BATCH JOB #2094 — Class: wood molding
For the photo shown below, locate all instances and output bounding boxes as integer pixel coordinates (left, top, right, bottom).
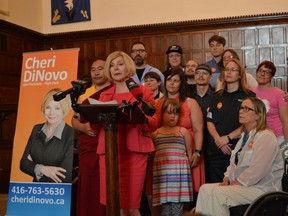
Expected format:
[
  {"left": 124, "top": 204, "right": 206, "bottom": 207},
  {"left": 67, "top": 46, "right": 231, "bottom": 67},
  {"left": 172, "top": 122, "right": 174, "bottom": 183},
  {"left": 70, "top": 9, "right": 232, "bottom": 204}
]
[
  {"left": 0, "top": 20, "right": 43, "bottom": 41},
  {"left": 44, "top": 12, "right": 288, "bottom": 42},
  {"left": 2, "top": 12, "right": 287, "bottom": 41}
]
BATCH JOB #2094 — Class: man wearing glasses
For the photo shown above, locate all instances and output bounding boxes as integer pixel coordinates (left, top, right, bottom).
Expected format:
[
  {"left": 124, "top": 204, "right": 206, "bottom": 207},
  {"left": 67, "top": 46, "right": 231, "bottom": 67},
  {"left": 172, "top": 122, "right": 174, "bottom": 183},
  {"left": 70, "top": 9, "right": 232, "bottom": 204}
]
[
  {"left": 185, "top": 59, "right": 199, "bottom": 96},
  {"left": 192, "top": 64, "right": 214, "bottom": 124},
  {"left": 130, "top": 41, "right": 164, "bottom": 85},
  {"left": 188, "top": 64, "right": 214, "bottom": 208}
]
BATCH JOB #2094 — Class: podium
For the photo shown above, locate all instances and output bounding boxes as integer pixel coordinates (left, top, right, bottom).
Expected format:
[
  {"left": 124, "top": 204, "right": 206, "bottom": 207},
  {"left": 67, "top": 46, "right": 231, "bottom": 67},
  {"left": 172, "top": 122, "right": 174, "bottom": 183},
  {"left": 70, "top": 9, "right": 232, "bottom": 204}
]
[{"left": 77, "top": 102, "right": 147, "bottom": 216}]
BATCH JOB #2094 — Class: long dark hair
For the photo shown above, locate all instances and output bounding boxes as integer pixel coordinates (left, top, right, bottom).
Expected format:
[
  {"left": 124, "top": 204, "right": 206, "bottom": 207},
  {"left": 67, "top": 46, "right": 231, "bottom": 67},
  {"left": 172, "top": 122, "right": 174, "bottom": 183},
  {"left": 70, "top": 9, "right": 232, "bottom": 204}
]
[{"left": 164, "top": 68, "right": 187, "bottom": 103}]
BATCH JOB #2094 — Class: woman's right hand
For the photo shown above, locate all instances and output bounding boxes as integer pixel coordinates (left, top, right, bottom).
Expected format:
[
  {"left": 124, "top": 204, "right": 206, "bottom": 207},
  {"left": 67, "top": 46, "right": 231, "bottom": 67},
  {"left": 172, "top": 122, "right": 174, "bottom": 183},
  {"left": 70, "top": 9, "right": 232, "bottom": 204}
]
[
  {"left": 220, "top": 144, "right": 232, "bottom": 155},
  {"left": 219, "top": 177, "right": 230, "bottom": 186},
  {"left": 214, "top": 135, "right": 229, "bottom": 148},
  {"left": 40, "top": 166, "right": 66, "bottom": 183}
]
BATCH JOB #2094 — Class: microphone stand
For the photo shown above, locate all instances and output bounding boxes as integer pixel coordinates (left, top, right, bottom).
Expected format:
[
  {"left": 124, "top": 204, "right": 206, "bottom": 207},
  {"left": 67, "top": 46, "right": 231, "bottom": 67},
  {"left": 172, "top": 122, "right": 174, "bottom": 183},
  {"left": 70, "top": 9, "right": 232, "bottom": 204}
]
[{"left": 70, "top": 91, "right": 80, "bottom": 114}]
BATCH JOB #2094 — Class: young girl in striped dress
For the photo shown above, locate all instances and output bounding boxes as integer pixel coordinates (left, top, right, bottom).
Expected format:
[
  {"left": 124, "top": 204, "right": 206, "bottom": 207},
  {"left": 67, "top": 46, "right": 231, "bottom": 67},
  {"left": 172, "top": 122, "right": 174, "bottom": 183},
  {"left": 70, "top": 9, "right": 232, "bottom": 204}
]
[{"left": 152, "top": 98, "right": 193, "bottom": 216}]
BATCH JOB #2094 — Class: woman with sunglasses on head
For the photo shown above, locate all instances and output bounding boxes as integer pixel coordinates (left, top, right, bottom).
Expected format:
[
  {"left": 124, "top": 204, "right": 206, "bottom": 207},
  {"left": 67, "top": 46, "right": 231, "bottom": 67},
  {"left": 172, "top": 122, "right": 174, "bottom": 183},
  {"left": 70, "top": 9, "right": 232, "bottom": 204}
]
[
  {"left": 250, "top": 61, "right": 288, "bottom": 156},
  {"left": 195, "top": 97, "right": 283, "bottom": 216},
  {"left": 215, "top": 49, "right": 258, "bottom": 91},
  {"left": 206, "top": 59, "right": 255, "bottom": 183}
]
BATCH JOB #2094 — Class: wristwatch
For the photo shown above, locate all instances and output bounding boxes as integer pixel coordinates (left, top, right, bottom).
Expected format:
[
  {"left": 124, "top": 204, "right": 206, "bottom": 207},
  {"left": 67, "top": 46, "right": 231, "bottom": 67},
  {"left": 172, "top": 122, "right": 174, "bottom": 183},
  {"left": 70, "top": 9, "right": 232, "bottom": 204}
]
[{"left": 194, "top": 149, "right": 202, "bottom": 156}]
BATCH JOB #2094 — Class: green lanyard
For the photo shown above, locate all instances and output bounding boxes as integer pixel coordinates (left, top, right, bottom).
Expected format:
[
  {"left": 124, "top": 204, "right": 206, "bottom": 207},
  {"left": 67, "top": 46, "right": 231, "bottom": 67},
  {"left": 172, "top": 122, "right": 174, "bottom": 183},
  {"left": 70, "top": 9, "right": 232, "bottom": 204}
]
[{"left": 242, "top": 132, "right": 249, "bottom": 147}]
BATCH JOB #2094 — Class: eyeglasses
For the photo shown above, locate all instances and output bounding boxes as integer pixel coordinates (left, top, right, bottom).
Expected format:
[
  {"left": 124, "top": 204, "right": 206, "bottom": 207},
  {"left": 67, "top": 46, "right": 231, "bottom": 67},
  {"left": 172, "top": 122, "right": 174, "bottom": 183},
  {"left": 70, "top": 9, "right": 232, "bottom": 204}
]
[
  {"left": 224, "top": 67, "right": 239, "bottom": 73},
  {"left": 131, "top": 49, "right": 145, "bottom": 54},
  {"left": 195, "top": 71, "right": 210, "bottom": 76},
  {"left": 257, "top": 69, "right": 272, "bottom": 76},
  {"left": 223, "top": 55, "right": 234, "bottom": 61},
  {"left": 168, "top": 53, "right": 181, "bottom": 58},
  {"left": 239, "top": 105, "right": 255, "bottom": 113}
]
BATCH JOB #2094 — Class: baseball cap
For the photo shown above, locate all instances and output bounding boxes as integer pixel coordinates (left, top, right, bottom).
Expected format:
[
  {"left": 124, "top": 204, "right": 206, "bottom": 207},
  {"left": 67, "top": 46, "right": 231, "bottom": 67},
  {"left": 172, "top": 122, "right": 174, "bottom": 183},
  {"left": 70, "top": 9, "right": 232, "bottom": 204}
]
[
  {"left": 196, "top": 64, "right": 212, "bottom": 74},
  {"left": 166, "top": 45, "right": 183, "bottom": 54}
]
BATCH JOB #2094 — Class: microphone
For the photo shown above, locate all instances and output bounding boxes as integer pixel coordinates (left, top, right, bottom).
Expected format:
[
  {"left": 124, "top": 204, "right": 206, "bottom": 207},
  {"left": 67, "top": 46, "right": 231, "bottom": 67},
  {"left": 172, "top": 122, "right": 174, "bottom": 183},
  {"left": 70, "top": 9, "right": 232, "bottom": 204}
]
[
  {"left": 53, "top": 77, "right": 92, "bottom": 101},
  {"left": 125, "top": 79, "right": 156, "bottom": 116}
]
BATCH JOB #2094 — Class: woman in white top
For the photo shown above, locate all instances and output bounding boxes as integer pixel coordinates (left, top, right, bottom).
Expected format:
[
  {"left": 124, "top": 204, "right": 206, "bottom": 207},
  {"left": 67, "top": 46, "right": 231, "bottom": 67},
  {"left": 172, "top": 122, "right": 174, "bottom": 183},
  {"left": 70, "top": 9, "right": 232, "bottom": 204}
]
[{"left": 195, "top": 97, "right": 283, "bottom": 216}]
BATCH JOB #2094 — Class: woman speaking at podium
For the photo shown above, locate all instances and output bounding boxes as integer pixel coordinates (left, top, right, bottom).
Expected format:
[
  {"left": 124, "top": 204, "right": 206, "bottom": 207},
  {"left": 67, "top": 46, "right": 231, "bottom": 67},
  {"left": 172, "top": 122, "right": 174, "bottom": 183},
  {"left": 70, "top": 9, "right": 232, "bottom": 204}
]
[{"left": 96, "top": 51, "right": 156, "bottom": 216}]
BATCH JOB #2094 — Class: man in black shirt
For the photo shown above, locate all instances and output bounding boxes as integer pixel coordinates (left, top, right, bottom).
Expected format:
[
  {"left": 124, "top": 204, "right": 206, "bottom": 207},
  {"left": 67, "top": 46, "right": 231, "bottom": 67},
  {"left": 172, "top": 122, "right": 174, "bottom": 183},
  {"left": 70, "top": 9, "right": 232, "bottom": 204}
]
[
  {"left": 191, "top": 64, "right": 214, "bottom": 184},
  {"left": 130, "top": 41, "right": 164, "bottom": 85},
  {"left": 185, "top": 59, "right": 199, "bottom": 97}
]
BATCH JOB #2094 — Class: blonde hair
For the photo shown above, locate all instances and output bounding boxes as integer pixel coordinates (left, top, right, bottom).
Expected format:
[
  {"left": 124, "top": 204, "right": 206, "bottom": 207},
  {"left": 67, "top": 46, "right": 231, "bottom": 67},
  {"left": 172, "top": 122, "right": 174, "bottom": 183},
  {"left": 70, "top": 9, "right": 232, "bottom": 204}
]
[
  {"left": 41, "top": 88, "right": 71, "bottom": 117},
  {"left": 247, "top": 97, "right": 267, "bottom": 133},
  {"left": 104, "top": 51, "right": 136, "bottom": 80},
  {"left": 219, "top": 58, "right": 250, "bottom": 95}
]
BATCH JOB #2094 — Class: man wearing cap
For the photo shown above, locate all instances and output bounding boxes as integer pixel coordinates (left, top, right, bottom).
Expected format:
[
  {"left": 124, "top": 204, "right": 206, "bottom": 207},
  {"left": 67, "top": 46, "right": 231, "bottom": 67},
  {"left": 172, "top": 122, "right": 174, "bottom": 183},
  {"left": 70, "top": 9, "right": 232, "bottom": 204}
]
[
  {"left": 187, "top": 64, "right": 214, "bottom": 209},
  {"left": 193, "top": 64, "right": 214, "bottom": 186},
  {"left": 192, "top": 64, "right": 214, "bottom": 123},
  {"left": 191, "top": 64, "right": 214, "bottom": 186},
  {"left": 205, "top": 35, "right": 226, "bottom": 89},
  {"left": 163, "top": 45, "right": 184, "bottom": 77},
  {"left": 130, "top": 41, "right": 164, "bottom": 85}
]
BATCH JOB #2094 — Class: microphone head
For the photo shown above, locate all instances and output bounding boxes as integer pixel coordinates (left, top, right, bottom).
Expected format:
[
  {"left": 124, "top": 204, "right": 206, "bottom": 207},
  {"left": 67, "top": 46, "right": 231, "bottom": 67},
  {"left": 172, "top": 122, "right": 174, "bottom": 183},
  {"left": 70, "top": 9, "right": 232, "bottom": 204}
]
[
  {"left": 53, "top": 91, "right": 65, "bottom": 101},
  {"left": 71, "top": 77, "right": 92, "bottom": 89},
  {"left": 82, "top": 77, "right": 92, "bottom": 89},
  {"left": 72, "top": 77, "right": 92, "bottom": 89},
  {"left": 71, "top": 78, "right": 93, "bottom": 96},
  {"left": 125, "top": 79, "right": 143, "bottom": 99}
]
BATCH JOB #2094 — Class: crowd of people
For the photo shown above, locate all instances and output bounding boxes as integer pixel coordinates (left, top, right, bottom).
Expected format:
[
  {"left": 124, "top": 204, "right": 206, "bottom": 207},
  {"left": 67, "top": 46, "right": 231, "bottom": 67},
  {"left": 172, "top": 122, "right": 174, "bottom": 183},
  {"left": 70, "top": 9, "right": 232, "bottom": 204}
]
[{"left": 22, "top": 36, "right": 287, "bottom": 216}]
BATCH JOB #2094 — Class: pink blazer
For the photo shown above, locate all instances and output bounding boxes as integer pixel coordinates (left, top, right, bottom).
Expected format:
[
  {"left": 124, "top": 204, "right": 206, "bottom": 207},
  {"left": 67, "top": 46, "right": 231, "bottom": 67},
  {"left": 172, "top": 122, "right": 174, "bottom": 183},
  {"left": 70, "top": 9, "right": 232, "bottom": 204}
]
[{"left": 96, "top": 83, "right": 156, "bottom": 154}]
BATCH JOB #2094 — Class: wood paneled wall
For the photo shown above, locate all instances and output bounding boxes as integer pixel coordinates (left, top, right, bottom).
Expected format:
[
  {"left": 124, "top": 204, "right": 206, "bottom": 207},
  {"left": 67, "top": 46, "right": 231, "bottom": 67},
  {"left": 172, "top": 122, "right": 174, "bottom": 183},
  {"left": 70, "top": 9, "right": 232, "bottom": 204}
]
[
  {"left": 0, "top": 21, "right": 44, "bottom": 90},
  {"left": 43, "top": 15, "right": 288, "bottom": 90},
  {"left": 2, "top": 14, "right": 288, "bottom": 88},
  {"left": 0, "top": 12, "right": 287, "bottom": 193},
  {"left": 0, "top": 14, "right": 288, "bottom": 144}
]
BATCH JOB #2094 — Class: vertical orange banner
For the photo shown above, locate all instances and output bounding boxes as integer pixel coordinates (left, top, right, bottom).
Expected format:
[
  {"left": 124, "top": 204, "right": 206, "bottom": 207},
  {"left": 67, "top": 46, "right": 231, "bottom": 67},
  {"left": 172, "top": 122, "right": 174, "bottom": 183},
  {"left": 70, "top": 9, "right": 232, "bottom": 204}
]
[
  {"left": 11, "top": 48, "right": 79, "bottom": 181},
  {"left": 7, "top": 48, "right": 79, "bottom": 216}
]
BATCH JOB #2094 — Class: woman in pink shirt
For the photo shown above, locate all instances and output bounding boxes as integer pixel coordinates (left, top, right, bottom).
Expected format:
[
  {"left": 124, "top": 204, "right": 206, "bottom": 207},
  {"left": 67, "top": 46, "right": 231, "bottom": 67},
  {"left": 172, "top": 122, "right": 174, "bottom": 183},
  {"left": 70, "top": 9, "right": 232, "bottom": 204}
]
[{"left": 250, "top": 61, "right": 288, "bottom": 153}]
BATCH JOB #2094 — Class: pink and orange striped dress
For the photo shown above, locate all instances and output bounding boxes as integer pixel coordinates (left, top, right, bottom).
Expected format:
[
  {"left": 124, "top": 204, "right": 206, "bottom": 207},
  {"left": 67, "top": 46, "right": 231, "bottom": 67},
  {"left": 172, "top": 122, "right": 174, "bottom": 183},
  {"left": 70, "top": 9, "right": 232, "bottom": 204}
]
[{"left": 152, "top": 128, "right": 193, "bottom": 206}]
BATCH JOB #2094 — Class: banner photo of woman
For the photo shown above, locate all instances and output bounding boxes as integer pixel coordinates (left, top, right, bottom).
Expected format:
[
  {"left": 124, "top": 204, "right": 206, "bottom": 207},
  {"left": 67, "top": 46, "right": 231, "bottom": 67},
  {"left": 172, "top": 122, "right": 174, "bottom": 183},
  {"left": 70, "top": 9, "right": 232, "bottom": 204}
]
[{"left": 6, "top": 48, "right": 79, "bottom": 216}]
